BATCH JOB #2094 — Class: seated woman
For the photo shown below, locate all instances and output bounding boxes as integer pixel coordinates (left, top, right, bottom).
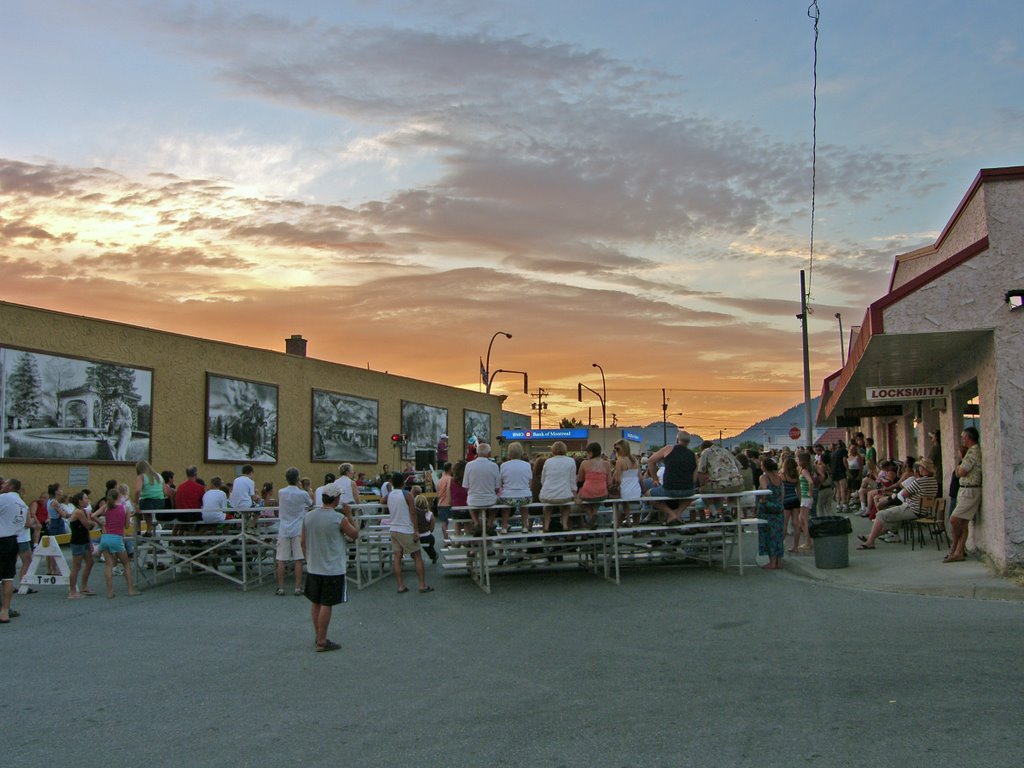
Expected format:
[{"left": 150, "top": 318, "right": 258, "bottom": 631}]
[
  {"left": 576, "top": 442, "right": 611, "bottom": 529},
  {"left": 611, "top": 439, "right": 643, "bottom": 527},
  {"left": 539, "top": 442, "right": 577, "bottom": 532},
  {"left": 856, "top": 460, "right": 879, "bottom": 511},
  {"left": 857, "top": 459, "right": 938, "bottom": 549},
  {"left": 863, "top": 461, "right": 901, "bottom": 519},
  {"left": 498, "top": 442, "right": 533, "bottom": 533}
]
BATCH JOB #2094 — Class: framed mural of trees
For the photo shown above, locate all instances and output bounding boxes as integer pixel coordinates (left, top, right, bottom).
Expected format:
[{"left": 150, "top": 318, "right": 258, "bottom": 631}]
[{"left": 0, "top": 345, "right": 153, "bottom": 463}]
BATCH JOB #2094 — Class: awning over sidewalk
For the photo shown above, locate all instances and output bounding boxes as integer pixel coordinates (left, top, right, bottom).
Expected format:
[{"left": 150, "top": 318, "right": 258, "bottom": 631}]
[
  {"left": 819, "top": 328, "right": 990, "bottom": 425},
  {"left": 818, "top": 232, "right": 994, "bottom": 425}
]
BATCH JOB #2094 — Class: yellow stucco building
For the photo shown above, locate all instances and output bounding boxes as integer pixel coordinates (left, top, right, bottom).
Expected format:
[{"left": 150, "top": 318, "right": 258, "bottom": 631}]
[{"left": 0, "top": 301, "right": 502, "bottom": 496}]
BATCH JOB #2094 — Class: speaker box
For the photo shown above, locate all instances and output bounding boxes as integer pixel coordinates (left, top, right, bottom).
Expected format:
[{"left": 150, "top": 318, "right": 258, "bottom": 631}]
[{"left": 415, "top": 448, "right": 436, "bottom": 471}]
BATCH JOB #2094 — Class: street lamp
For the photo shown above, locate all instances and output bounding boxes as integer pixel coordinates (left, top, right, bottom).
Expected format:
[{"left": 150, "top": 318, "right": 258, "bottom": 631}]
[
  {"left": 591, "top": 362, "right": 607, "bottom": 440},
  {"left": 577, "top": 382, "right": 605, "bottom": 445},
  {"left": 834, "top": 312, "right": 846, "bottom": 366},
  {"left": 484, "top": 331, "right": 512, "bottom": 394}
]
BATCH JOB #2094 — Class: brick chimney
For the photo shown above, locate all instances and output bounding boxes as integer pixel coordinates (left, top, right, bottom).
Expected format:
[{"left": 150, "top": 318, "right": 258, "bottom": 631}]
[{"left": 285, "top": 334, "right": 307, "bottom": 357}]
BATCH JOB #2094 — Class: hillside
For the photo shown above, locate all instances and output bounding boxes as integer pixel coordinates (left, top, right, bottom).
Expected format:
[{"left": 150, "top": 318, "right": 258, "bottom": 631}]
[{"left": 725, "top": 397, "right": 821, "bottom": 448}]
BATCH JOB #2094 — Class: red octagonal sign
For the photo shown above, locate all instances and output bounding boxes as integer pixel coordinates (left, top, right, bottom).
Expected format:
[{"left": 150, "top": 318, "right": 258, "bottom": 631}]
[{"left": 788, "top": 426, "right": 802, "bottom": 440}]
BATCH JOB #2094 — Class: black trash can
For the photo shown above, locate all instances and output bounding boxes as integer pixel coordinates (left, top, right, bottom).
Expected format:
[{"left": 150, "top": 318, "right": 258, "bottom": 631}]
[{"left": 809, "top": 515, "right": 852, "bottom": 569}]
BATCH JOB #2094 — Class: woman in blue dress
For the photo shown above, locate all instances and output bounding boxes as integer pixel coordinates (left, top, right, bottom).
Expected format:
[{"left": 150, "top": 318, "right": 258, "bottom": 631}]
[{"left": 757, "top": 458, "right": 785, "bottom": 570}]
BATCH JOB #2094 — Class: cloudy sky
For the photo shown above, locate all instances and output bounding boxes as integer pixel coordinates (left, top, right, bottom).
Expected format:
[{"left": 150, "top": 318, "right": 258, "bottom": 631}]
[{"left": 2, "top": 1, "right": 1022, "bottom": 435}]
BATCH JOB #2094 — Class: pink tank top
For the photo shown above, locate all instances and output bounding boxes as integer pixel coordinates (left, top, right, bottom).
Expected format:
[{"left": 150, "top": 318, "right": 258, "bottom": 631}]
[
  {"left": 104, "top": 504, "right": 128, "bottom": 536},
  {"left": 579, "top": 469, "right": 609, "bottom": 499}
]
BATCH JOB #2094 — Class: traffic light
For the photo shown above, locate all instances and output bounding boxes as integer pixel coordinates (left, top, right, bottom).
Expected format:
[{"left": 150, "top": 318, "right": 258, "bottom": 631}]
[{"left": 391, "top": 433, "right": 402, "bottom": 444}]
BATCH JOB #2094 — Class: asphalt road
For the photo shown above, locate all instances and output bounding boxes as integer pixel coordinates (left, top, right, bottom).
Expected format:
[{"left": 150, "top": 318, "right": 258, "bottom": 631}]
[{"left": 5, "top": 565, "right": 1023, "bottom": 767}]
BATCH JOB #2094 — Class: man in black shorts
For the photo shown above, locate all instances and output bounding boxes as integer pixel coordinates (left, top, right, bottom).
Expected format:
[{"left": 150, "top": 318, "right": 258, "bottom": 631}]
[
  {"left": 301, "top": 485, "right": 359, "bottom": 652},
  {"left": 1, "top": 478, "right": 29, "bottom": 624}
]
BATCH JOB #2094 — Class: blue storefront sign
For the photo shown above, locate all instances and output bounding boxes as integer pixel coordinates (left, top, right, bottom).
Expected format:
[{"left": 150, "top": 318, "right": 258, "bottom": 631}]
[
  {"left": 501, "top": 428, "right": 589, "bottom": 441},
  {"left": 622, "top": 430, "right": 642, "bottom": 443}
]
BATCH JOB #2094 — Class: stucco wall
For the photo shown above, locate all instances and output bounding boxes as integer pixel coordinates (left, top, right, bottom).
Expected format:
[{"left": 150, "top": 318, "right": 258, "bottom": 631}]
[
  {"left": 878, "top": 178, "right": 1024, "bottom": 567},
  {"left": 986, "top": 181, "right": 1024, "bottom": 565},
  {"left": 891, "top": 185, "right": 989, "bottom": 289},
  {"left": 0, "top": 302, "right": 503, "bottom": 499}
]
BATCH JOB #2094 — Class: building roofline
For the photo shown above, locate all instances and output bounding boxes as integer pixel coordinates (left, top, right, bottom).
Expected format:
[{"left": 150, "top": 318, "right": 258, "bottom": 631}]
[
  {"left": 887, "top": 165, "right": 1024, "bottom": 293},
  {"left": 0, "top": 299, "right": 499, "bottom": 399},
  {"left": 824, "top": 235, "right": 989, "bottom": 419}
]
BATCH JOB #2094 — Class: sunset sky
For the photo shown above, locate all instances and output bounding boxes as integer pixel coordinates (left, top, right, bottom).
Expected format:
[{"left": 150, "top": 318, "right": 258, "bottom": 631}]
[{"left": 2, "top": 1, "right": 1022, "bottom": 435}]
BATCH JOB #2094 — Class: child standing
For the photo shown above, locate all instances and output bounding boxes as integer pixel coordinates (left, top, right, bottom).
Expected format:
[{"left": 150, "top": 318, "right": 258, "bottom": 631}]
[
  {"left": 94, "top": 489, "right": 140, "bottom": 598},
  {"left": 415, "top": 494, "right": 438, "bottom": 564},
  {"left": 67, "top": 492, "right": 96, "bottom": 599}
]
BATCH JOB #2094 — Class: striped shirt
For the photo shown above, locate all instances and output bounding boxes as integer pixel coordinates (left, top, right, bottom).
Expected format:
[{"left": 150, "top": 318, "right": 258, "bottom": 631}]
[{"left": 901, "top": 475, "right": 938, "bottom": 515}]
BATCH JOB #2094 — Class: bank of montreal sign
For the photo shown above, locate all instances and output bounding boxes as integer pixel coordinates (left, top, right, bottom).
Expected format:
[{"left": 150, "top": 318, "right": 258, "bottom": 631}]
[
  {"left": 502, "top": 428, "right": 589, "bottom": 440},
  {"left": 866, "top": 385, "right": 946, "bottom": 402}
]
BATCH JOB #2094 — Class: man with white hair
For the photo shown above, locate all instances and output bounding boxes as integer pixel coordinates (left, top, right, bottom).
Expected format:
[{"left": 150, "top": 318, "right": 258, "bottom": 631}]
[
  {"left": 645, "top": 431, "right": 698, "bottom": 524},
  {"left": 462, "top": 442, "right": 501, "bottom": 533}
]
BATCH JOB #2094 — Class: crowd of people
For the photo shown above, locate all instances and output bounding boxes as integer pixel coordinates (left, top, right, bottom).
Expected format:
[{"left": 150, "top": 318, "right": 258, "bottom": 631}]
[{"left": 0, "top": 425, "right": 983, "bottom": 639}]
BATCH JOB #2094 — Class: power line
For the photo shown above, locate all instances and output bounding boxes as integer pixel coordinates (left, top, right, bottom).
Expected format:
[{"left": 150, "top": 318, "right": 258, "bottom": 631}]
[{"left": 806, "top": 0, "right": 820, "bottom": 302}]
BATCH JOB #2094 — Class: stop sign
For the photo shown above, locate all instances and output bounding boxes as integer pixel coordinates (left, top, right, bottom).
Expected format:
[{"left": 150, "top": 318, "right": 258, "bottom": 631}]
[{"left": 789, "top": 426, "right": 802, "bottom": 440}]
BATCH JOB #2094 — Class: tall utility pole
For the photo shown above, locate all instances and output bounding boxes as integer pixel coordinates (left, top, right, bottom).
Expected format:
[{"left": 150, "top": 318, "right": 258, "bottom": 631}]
[
  {"left": 661, "top": 388, "right": 668, "bottom": 446},
  {"left": 799, "top": 270, "right": 814, "bottom": 449},
  {"left": 531, "top": 388, "right": 549, "bottom": 429}
]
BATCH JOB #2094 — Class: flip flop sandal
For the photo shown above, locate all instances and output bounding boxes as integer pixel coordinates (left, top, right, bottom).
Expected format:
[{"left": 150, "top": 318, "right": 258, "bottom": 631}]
[
  {"left": 419, "top": 586, "right": 434, "bottom": 593},
  {"left": 857, "top": 544, "right": 875, "bottom": 550},
  {"left": 397, "top": 586, "right": 409, "bottom": 593}
]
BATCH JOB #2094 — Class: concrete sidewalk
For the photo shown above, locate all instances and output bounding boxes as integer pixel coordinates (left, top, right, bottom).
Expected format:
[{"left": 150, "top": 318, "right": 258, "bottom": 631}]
[{"left": 780, "top": 510, "right": 1024, "bottom": 601}]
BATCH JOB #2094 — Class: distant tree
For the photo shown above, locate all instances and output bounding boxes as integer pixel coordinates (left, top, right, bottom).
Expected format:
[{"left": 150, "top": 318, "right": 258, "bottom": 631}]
[
  {"left": 41, "top": 358, "right": 76, "bottom": 420},
  {"left": 737, "top": 440, "right": 762, "bottom": 452},
  {"left": 7, "top": 352, "right": 43, "bottom": 425},
  {"left": 135, "top": 404, "right": 152, "bottom": 432},
  {"left": 559, "top": 417, "right": 585, "bottom": 429}
]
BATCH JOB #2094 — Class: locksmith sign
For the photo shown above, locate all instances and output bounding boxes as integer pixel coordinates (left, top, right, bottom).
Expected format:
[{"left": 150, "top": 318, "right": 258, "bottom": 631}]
[{"left": 866, "top": 385, "right": 946, "bottom": 402}]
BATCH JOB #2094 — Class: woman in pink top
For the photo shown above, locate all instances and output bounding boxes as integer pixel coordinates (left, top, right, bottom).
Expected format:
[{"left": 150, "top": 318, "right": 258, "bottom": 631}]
[
  {"left": 576, "top": 442, "right": 611, "bottom": 529},
  {"left": 93, "top": 489, "right": 140, "bottom": 599}
]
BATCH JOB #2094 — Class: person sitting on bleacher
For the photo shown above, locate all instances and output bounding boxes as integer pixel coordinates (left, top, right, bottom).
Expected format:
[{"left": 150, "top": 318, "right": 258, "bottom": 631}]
[
  {"left": 576, "top": 442, "right": 611, "bottom": 529},
  {"left": 539, "top": 441, "right": 577, "bottom": 532},
  {"left": 646, "top": 431, "right": 697, "bottom": 525},
  {"left": 201, "top": 477, "right": 229, "bottom": 524},
  {"left": 498, "top": 442, "right": 533, "bottom": 534},
  {"left": 695, "top": 440, "right": 745, "bottom": 518},
  {"left": 463, "top": 443, "right": 501, "bottom": 535}
]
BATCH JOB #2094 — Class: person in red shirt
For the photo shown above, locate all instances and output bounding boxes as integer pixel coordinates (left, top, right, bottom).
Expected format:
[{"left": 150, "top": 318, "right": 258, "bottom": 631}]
[{"left": 174, "top": 466, "right": 205, "bottom": 523}]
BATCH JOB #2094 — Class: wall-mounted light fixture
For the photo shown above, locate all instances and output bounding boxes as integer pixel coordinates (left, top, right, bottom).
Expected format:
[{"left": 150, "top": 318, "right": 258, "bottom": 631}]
[{"left": 1006, "top": 290, "right": 1024, "bottom": 310}]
